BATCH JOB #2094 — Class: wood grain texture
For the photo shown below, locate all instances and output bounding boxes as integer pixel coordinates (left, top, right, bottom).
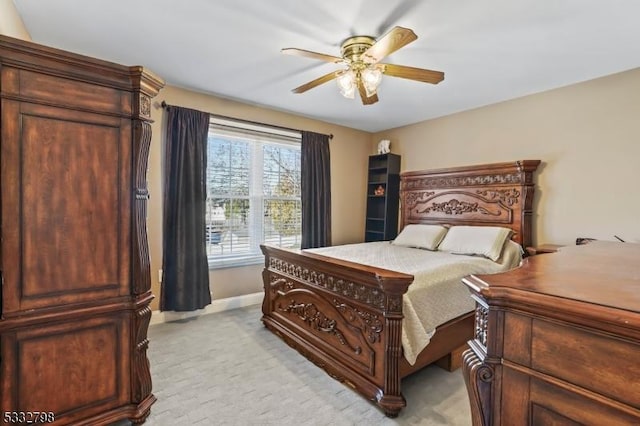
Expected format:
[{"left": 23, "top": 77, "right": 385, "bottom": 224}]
[
  {"left": 261, "top": 160, "right": 540, "bottom": 417},
  {"left": 21, "top": 115, "right": 120, "bottom": 295},
  {"left": 363, "top": 26, "right": 417, "bottom": 64},
  {"left": 292, "top": 70, "right": 340, "bottom": 93},
  {"left": 531, "top": 318, "right": 640, "bottom": 408},
  {"left": 463, "top": 242, "right": 640, "bottom": 425},
  {"left": 0, "top": 34, "right": 164, "bottom": 425},
  {"left": 382, "top": 63, "right": 444, "bottom": 84},
  {"left": 357, "top": 78, "right": 379, "bottom": 105},
  {"left": 16, "top": 317, "right": 126, "bottom": 414},
  {"left": 281, "top": 47, "right": 343, "bottom": 63}
]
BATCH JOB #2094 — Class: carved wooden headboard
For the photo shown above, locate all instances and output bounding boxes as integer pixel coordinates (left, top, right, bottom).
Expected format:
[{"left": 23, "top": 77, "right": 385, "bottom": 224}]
[{"left": 400, "top": 160, "right": 540, "bottom": 248}]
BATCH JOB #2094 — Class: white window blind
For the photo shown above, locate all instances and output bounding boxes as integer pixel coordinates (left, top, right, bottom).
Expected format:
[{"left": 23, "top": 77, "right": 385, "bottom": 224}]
[{"left": 206, "top": 116, "right": 301, "bottom": 268}]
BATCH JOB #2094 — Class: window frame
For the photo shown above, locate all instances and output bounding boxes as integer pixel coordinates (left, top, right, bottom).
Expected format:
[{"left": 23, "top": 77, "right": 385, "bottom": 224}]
[{"left": 205, "top": 116, "right": 302, "bottom": 269}]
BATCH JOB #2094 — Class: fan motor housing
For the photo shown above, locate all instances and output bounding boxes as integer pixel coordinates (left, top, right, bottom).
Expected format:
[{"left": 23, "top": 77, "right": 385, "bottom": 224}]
[{"left": 340, "top": 36, "right": 375, "bottom": 63}]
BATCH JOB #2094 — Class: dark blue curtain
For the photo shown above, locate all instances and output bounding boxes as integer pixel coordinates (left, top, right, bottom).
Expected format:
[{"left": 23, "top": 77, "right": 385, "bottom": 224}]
[
  {"left": 301, "top": 131, "right": 331, "bottom": 249},
  {"left": 161, "top": 105, "right": 211, "bottom": 311}
]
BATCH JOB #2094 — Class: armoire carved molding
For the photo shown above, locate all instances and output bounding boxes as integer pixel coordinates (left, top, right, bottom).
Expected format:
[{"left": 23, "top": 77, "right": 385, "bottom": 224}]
[{"left": 0, "top": 35, "right": 164, "bottom": 424}]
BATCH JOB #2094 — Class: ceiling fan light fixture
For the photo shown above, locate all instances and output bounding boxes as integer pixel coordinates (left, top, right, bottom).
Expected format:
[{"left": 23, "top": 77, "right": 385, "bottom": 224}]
[
  {"left": 361, "top": 66, "right": 383, "bottom": 97},
  {"left": 284, "top": 26, "right": 443, "bottom": 105},
  {"left": 336, "top": 69, "right": 356, "bottom": 99}
]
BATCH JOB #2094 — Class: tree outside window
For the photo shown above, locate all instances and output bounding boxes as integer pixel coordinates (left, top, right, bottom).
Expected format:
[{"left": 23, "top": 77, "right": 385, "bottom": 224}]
[{"left": 206, "top": 126, "right": 301, "bottom": 267}]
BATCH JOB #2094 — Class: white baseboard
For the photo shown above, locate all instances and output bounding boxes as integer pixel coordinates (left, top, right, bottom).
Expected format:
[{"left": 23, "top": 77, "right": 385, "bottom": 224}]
[{"left": 150, "top": 292, "right": 263, "bottom": 325}]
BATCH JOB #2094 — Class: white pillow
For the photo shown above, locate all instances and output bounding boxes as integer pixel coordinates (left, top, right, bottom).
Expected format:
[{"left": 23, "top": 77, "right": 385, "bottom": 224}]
[
  {"left": 438, "top": 226, "right": 512, "bottom": 261},
  {"left": 392, "top": 224, "right": 448, "bottom": 251}
]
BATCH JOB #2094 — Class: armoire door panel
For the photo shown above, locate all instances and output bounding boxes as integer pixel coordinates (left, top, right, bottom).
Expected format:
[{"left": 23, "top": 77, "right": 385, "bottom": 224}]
[
  {"left": 22, "top": 114, "right": 120, "bottom": 294},
  {"left": 1, "top": 103, "right": 131, "bottom": 312},
  {"left": 1, "top": 315, "right": 130, "bottom": 421}
]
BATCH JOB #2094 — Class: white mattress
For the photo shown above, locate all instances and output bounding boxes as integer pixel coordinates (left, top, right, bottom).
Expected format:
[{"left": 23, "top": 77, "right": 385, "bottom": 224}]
[{"left": 306, "top": 241, "right": 522, "bottom": 365}]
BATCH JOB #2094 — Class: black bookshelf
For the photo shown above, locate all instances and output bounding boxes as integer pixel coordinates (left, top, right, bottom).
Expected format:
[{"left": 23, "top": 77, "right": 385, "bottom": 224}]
[{"left": 365, "top": 153, "right": 401, "bottom": 242}]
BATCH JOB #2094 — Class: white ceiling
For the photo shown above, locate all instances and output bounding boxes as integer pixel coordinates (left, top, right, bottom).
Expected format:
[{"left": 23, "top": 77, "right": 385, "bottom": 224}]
[{"left": 14, "top": 0, "right": 640, "bottom": 132}]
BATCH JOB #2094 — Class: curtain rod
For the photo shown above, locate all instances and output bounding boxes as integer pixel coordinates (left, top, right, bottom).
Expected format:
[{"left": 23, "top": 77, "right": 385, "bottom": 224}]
[{"left": 160, "top": 101, "right": 333, "bottom": 140}]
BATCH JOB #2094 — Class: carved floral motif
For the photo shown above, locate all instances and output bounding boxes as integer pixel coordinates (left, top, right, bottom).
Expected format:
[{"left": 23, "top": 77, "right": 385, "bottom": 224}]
[
  {"left": 280, "top": 300, "right": 361, "bottom": 354},
  {"left": 418, "top": 199, "right": 500, "bottom": 216},
  {"left": 270, "top": 276, "right": 382, "bottom": 347},
  {"left": 334, "top": 301, "right": 383, "bottom": 343},
  {"left": 404, "top": 191, "right": 435, "bottom": 208},
  {"left": 474, "top": 304, "right": 489, "bottom": 348},
  {"left": 476, "top": 189, "right": 520, "bottom": 206},
  {"left": 140, "top": 94, "right": 151, "bottom": 117},
  {"left": 269, "top": 275, "right": 295, "bottom": 293},
  {"left": 387, "top": 296, "right": 403, "bottom": 313}
]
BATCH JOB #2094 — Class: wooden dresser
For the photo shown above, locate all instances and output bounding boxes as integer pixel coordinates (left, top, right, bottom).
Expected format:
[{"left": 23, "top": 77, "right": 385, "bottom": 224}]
[
  {"left": 462, "top": 241, "right": 640, "bottom": 425},
  {"left": 0, "top": 36, "right": 163, "bottom": 424}
]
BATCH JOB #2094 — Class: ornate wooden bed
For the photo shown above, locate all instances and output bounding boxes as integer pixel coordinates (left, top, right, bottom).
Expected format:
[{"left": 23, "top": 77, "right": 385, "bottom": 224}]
[{"left": 260, "top": 160, "right": 540, "bottom": 417}]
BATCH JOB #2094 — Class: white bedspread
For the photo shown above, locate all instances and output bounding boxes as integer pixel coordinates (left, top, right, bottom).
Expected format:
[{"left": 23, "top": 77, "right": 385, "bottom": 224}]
[{"left": 306, "top": 241, "right": 521, "bottom": 365}]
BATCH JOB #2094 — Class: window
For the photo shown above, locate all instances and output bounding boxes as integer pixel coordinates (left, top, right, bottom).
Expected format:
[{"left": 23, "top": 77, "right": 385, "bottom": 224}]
[{"left": 206, "top": 116, "right": 301, "bottom": 268}]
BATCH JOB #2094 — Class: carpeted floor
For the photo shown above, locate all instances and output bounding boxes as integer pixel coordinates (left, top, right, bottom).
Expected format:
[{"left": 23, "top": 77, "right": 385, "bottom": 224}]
[{"left": 141, "top": 305, "right": 471, "bottom": 425}]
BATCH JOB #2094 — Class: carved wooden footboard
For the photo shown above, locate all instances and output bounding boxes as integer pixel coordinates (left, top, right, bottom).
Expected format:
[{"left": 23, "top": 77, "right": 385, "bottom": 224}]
[{"left": 261, "top": 245, "right": 414, "bottom": 416}]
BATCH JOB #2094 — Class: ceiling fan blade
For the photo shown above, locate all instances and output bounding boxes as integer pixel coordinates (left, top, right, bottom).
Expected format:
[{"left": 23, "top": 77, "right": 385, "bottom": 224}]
[
  {"left": 382, "top": 63, "right": 444, "bottom": 84},
  {"left": 282, "top": 48, "right": 343, "bottom": 64},
  {"left": 357, "top": 79, "right": 379, "bottom": 105},
  {"left": 363, "top": 26, "right": 417, "bottom": 64},
  {"left": 292, "top": 70, "right": 340, "bottom": 94}
]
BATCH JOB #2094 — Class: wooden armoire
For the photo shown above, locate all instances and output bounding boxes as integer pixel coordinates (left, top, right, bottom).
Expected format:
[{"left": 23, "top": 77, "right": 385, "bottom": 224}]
[{"left": 0, "top": 35, "right": 163, "bottom": 424}]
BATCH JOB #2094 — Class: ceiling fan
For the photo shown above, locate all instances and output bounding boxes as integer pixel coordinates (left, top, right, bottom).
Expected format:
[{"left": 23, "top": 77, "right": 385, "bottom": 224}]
[{"left": 282, "top": 26, "right": 444, "bottom": 105}]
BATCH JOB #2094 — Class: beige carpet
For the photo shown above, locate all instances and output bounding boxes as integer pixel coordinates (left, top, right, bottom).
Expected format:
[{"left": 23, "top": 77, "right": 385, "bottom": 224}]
[{"left": 141, "top": 305, "right": 471, "bottom": 426}]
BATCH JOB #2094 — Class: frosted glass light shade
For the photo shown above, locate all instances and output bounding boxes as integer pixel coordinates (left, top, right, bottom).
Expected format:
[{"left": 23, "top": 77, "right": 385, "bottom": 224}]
[
  {"left": 361, "top": 66, "right": 382, "bottom": 97},
  {"left": 336, "top": 69, "right": 356, "bottom": 99}
]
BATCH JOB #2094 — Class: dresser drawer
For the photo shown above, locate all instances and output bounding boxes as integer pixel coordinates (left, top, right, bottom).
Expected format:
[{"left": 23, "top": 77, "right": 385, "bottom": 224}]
[
  {"left": 530, "top": 318, "right": 640, "bottom": 408},
  {"left": 530, "top": 375, "right": 640, "bottom": 426}
]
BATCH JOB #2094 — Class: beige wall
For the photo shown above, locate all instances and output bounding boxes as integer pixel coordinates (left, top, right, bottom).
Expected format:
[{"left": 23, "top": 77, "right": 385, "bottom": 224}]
[
  {"left": 373, "top": 68, "right": 640, "bottom": 246},
  {"left": 148, "top": 85, "right": 372, "bottom": 308},
  {"left": 0, "top": 0, "right": 31, "bottom": 40}
]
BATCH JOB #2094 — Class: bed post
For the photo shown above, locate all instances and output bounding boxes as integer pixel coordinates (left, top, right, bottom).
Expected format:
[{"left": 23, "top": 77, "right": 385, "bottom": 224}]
[{"left": 379, "top": 291, "right": 406, "bottom": 417}]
